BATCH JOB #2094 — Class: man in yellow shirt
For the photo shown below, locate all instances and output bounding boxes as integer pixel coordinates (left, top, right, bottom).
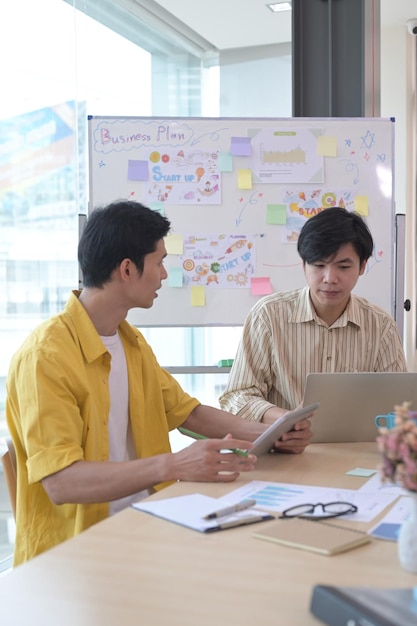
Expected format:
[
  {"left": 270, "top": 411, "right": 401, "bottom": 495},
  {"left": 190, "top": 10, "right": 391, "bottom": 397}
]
[
  {"left": 6, "top": 200, "right": 314, "bottom": 566},
  {"left": 220, "top": 207, "right": 407, "bottom": 425}
]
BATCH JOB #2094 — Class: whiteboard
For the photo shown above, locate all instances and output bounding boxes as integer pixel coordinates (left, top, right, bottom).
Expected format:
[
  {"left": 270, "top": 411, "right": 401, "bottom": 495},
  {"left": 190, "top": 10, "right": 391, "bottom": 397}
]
[{"left": 88, "top": 116, "right": 397, "bottom": 327}]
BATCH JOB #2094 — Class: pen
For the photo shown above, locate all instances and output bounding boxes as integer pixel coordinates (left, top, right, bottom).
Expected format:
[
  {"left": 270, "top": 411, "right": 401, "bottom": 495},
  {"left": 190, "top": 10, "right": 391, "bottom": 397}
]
[
  {"left": 217, "top": 515, "right": 267, "bottom": 530},
  {"left": 203, "top": 498, "right": 257, "bottom": 520},
  {"left": 178, "top": 426, "right": 250, "bottom": 457}
]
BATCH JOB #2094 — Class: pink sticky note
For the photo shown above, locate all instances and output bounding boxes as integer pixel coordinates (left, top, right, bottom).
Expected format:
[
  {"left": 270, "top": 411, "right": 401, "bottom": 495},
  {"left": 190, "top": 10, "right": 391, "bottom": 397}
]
[{"left": 250, "top": 277, "right": 272, "bottom": 296}]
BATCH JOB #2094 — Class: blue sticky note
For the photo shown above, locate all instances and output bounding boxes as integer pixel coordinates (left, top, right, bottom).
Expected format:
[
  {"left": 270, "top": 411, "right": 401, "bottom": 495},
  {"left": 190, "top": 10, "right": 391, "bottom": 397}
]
[
  {"left": 230, "top": 137, "right": 251, "bottom": 156},
  {"left": 369, "top": 522, "right": 401, "bottom": 541},
  {"left": 128, "top": 159, "right": 149, "bottom": 181},
  {"left": 218, "top": 151, "right": 233, "bottom": 172},
  {"left": 168, "top": 267, "right": 183, "bottom": 287},
  {"left": 149, "top": 201, "right": 165, "bottom": 215},
  {"left": 346, "top": 467, "right": 377, "bottom": 477}
]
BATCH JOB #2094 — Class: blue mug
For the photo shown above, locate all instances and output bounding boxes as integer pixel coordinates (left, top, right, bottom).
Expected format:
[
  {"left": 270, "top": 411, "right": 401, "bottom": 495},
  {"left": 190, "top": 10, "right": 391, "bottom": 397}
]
[{"left": 375, "top": 412, "right": 397, "bottom": 429}]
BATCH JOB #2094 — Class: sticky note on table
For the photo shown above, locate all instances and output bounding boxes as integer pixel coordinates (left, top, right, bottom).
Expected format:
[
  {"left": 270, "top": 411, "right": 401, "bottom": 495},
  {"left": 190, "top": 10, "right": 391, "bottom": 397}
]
[
  {"left": 317, "top": 136, "right": 338, "bottom": 157},
  {"left": 267, "top": 204, "right": 287, "bottom": 225},
  {"left": 238, "top": 169, "right": 252, "bottom": 189},
  {"left": 251, "top": 277, "right": 272, "bottom": 296},
  {"left": 191, "top": 286, "right": 206, "bottom": 307},
  {"left": 164, "top": 233, "right": 184, "bottom": 255},
  {"left": 346, "top": 467, "right": 377, "bottom": 477},
  {"left": 128, "top": 159, "right": 149, "bottom": 181}
]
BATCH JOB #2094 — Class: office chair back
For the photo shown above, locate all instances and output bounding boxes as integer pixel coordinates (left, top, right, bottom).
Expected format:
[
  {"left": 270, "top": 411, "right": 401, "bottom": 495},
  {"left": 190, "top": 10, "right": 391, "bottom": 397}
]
[{"left": 1, "top": 438, "right": 17, "bottom": 519}]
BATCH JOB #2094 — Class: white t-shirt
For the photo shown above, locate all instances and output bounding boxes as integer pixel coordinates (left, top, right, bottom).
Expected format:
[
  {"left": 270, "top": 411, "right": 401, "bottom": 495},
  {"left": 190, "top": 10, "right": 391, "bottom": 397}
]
[{"left": 101, "top": 332, "right": 149, "bottom": 515}]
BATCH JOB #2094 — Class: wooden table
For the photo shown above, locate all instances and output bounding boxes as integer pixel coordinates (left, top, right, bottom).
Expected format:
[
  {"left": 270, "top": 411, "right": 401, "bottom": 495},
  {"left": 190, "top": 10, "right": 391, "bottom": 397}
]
[{"left": 0, "top": 443, "right": 415, "bottom": 625}]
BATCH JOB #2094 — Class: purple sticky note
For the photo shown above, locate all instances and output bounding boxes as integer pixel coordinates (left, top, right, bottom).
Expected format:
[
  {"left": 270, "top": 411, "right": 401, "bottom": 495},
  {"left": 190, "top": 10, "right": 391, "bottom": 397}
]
[
  {"left": 128, "top": 160, "right": 149, "bottom": 181},
  {"left": 230, "top": 137, "right": 251, "bottom": 157}
]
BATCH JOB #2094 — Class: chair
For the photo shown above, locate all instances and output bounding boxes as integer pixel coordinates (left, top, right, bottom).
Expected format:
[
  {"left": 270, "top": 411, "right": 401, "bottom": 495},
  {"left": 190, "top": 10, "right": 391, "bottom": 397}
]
[{"left": 1, "top": 437, "right": 17, "bottom": 519}]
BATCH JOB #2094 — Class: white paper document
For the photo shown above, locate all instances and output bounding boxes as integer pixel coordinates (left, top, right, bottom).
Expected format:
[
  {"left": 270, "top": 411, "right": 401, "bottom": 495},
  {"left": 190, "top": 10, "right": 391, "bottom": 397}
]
[
  {"left": 132, "top": 493, "right": 273, "bottom": 533},
  {"left": 222, "top": 480, "right": 398, "bottom": 523},
  {"left": 357, "top": 472, "right": 410, "bottom": 496}
]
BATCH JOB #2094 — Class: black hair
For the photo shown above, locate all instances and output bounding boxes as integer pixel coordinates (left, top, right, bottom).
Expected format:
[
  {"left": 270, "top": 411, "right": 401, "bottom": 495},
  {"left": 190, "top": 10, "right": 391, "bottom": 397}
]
[
  {"left": 297, "top": 207, "right": 373, "bottom": 265},
  {"left": 78, "top": 200, "right": 171, "bottom": 288}
]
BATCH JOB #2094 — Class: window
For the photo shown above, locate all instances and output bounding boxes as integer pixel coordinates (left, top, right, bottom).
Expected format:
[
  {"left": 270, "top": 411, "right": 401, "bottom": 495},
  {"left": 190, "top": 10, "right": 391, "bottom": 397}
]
[
  {"left": 0, "top": 0, "right": 294, "bottom": 564},
  {"left": 0, "top": 0, "right": 220, "bottom": 441},
  {"left": 0, "top": 1, "right": 294, "bottom": 444}
]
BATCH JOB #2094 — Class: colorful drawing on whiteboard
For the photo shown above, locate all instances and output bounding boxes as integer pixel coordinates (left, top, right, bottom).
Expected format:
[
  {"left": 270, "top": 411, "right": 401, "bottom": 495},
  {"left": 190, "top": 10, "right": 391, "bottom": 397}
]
[
  {"left": 144, "top": 149, "right": 220, "bottom": 205},
  {"left": 280, "top": 188, "right": 355, "bottom": 243},
  {"left": 248, "top": 127, "right": 324, "bottom": 184},
  {"left": 179, "top": 234, "right": 256, "bottom": 288}
]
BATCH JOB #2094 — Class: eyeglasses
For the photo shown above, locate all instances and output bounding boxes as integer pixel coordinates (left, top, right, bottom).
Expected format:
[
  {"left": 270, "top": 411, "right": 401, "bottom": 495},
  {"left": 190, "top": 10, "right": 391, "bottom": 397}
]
[{"left": 279, "top": 501, "right": 358, "bottom": 520}]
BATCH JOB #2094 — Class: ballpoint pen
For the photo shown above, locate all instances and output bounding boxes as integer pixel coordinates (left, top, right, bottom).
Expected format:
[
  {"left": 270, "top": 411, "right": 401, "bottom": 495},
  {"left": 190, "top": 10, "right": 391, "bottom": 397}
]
[
  {"left": 203, "top": 498, "right": 257, "bottom": 520},
  {"left": 178, "top": 426, "right": 249, "bottom": 457}
]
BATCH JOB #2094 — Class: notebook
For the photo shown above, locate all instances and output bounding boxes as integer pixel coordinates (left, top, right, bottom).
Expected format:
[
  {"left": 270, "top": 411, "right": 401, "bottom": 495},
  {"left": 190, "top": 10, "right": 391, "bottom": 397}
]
[
  {"left": 253, "top": 517, "right": 371, "bottom": 556},
  {"left": 302, "top": 372, "right": 417, "bottom": 443}
]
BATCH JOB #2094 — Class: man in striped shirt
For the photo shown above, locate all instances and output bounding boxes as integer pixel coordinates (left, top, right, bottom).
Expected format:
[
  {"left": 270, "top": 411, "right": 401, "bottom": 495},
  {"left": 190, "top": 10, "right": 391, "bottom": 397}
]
[{"left": 219, "top": 208, "right": 407, "bottom": 452}]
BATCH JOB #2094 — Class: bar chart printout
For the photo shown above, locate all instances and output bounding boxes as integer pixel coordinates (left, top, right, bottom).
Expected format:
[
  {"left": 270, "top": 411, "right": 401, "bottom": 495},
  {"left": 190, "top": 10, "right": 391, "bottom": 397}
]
[
  {"left": 221, "top": 481, "right": 398, "bottom": 521},
  {"left": 248, "top": 485, "right": 305, "bottom": 509}
]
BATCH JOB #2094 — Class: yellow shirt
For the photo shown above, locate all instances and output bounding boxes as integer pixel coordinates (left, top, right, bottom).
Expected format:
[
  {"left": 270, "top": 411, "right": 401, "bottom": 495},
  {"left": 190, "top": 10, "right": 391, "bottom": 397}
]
[
  {"left": 6, "top": 291, "right": 200, "bottom": 565},
  {"left": 220, "top": 286, "right": 407, "bottom": 420}
]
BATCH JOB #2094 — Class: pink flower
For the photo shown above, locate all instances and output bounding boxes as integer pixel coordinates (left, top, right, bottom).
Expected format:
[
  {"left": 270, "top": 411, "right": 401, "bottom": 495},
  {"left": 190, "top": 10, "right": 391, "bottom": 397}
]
[{"left": 377, "top": 402, "right": 417, "bottom": 493}]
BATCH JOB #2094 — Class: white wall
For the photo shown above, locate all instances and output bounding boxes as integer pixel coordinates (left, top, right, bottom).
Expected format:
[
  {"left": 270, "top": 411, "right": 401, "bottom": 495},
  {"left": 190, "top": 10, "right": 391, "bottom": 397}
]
[
  {"left": 381, "top": 24, "right": 417, "bottom": 368},
  {"left": 219, "top": 43, "right": 292, "bottom": 117}
]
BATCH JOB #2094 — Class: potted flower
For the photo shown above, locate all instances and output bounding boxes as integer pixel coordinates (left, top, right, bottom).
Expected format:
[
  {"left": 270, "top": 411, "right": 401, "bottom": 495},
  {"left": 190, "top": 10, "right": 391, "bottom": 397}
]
[{"left": 376, "top": 401, "right": 417, "bottom": 573}]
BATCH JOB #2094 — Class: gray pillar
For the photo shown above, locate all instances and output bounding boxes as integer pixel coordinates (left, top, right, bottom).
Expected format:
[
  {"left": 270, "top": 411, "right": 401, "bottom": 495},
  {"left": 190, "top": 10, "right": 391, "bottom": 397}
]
[{"left": 292, "top": 0, "right": 380, "bottom": 117}]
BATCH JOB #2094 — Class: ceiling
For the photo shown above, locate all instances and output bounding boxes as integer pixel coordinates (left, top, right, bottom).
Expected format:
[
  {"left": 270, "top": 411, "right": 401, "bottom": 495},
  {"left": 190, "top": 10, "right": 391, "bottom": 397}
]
[{"left": 152, "top": 0, "right": 417, "bottom": 51}]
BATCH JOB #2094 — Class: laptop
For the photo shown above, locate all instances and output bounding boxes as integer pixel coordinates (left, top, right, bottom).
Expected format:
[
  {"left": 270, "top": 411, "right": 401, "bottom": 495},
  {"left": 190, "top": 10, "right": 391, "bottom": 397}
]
[{"left": 302, "top": 372, "right": 417, "bottom": 443}]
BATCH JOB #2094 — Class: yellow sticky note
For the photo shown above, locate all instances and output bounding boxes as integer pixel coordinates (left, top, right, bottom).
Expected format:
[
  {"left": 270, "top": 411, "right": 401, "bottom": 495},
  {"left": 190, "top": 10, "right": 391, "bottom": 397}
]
[
  {"left": 164, "top": 233, "right": 184, "bottom": 255},
  {"left": 191, "top": 286, "right": 206, "bottom": 307},
  {"left": 354, "top": 195, "right": 369, "bottom": 216},
  {"left": 237, "top": 169, "right": 252, "bottom": 190},
  {"left": 317, "top": 135, "right": 338, "bottom": 157}
]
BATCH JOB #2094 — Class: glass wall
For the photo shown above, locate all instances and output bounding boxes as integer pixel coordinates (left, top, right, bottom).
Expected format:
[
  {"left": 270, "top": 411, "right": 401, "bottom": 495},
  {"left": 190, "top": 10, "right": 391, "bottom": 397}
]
[{"left": 0, "top": 0, "right": 152, "bottom": 439}]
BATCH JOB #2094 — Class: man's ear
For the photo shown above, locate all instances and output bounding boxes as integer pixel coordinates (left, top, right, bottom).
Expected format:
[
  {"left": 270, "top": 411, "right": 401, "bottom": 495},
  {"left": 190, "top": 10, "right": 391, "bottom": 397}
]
[
  {"left": 359, "top": 260, "right": 367, "bottom": 276},
  {"left": 119, "top": 258, "right": 132, "bottom": 280}
]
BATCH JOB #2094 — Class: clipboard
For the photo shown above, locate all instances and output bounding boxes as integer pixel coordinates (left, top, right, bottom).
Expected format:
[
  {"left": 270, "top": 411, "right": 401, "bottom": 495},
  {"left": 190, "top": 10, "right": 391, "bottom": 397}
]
[{"left": 132, "top": 493, "right": 274, "bottom": 533}]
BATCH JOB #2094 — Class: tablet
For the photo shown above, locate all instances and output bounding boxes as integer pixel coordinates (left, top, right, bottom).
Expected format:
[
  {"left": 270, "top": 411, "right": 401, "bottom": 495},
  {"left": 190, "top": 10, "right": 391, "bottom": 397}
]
[{"left": 250, "top": 402, "right": 319, "bottom": 457}]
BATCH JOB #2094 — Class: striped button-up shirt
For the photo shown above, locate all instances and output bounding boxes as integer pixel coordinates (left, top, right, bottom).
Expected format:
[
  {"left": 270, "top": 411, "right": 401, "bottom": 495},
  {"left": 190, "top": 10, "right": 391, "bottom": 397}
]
[{"left": 219, "top": 286, "right": 407, "bottom": 421}]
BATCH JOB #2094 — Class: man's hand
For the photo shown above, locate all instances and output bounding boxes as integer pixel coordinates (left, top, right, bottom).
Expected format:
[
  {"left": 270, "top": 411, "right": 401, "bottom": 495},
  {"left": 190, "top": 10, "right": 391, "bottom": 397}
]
[
  {"left": 172, "top": 434, "right": 257, "bottom": 482},
  {"left": 271, "top": 417, "right": 313, "bottom": 454}
]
